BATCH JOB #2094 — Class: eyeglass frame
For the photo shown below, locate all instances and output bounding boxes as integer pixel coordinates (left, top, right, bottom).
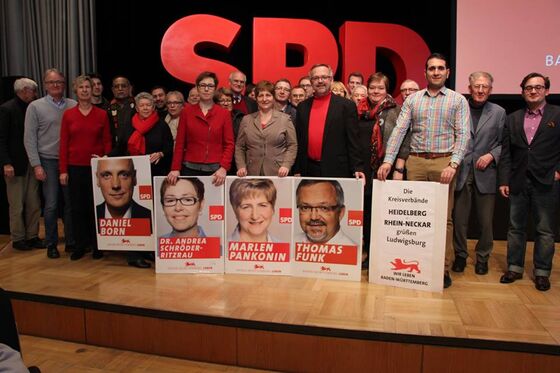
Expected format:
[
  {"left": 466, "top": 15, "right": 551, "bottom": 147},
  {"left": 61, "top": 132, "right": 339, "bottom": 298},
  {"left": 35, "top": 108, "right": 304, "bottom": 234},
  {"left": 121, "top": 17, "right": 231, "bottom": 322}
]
[
  {"left": 297, "top": 204, "right": 342, "bottom": 214},
  {"left": 162, "top": 196, "right": 200, "bottom": 207}
]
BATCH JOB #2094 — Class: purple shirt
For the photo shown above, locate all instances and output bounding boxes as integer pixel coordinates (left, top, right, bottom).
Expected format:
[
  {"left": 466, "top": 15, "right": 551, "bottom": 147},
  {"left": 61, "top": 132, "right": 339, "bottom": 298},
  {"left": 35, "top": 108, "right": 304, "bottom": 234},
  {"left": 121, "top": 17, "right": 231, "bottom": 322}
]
[{"left": 524, "top": 103, "right": 545, "bottom": 144}]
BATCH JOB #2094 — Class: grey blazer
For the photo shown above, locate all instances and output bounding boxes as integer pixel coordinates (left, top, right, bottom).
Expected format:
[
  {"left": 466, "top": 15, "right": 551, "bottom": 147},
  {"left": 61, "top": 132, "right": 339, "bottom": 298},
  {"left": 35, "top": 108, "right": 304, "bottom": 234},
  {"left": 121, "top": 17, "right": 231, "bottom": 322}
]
[
  {"left": 456, "top": 101, "right": 506, "bottom": 193},
  {"left": 235, "top": 110, "right": 297, "bottom": 176}
]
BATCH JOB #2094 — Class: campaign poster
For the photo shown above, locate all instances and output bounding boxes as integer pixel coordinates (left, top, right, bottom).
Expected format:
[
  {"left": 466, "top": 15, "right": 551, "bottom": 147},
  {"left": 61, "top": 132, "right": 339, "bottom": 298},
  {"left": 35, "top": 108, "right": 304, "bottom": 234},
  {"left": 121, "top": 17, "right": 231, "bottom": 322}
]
[
  {"left": 225, "top": 176, "right": 293, "bottom": 275},
  {"left": 154, "top": 176, "right": 224, "bottom": 274},
  {"left": 92, "top": 156, "right": 154, "bottom": 251},
  {"left": 291, "top": 178, "right": 363, "bottom": 281},
  {"left": 369, "top": 180, "right": 448, "bottom": 292}
]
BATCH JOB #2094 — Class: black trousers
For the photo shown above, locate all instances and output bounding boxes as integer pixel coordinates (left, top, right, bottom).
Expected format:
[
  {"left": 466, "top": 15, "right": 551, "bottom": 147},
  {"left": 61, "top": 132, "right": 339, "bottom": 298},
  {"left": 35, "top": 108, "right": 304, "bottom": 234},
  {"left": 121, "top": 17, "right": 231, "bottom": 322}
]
[{"left": 68, "top": 165, "right": 98, "bottom": 252}]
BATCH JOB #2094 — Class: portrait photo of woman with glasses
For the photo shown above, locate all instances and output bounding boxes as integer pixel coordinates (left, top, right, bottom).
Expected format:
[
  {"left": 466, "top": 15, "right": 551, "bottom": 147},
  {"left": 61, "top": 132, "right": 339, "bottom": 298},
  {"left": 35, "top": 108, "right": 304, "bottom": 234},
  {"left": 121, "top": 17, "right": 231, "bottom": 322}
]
[{"left": 159, "top": 177, "right": 206, "bottom": 238}]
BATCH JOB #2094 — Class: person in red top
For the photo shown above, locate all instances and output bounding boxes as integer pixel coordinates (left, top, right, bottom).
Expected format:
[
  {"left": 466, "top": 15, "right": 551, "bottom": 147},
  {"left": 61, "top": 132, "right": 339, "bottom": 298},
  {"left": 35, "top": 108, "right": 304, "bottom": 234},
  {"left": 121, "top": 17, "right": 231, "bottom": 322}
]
[
  {"left": 168, "top": 71, "right": 234, "bottom": 187},
  {"left": 59, "top": 75, "right": 112, "bottom": 261}
]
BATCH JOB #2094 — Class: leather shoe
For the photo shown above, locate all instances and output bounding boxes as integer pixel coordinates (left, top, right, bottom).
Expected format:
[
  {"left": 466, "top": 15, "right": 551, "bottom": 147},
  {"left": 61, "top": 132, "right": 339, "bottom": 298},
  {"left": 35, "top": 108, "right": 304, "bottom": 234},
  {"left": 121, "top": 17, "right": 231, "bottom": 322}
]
[
  {"left": 475, "top": 261, "right": 488, "bottom": 275},
  {"left": 70, "top": 249, "right": 85, "bottom": 261},
  {"left": 47, "top": 245, "right": 60, "bottom": 259},
  {"left": 444, "top": 272, "right": 452, "bottom": 288},
  {"left": 26, "top": 237, "right": 46, "bottom": 249},
  {"left": 500, "top": 271, "right": 522, "bottom": 283},
  {"left": 92, "top": 249, "right": 104, "bottom": 259},
  {"left": 12, "top": 240, "right": 31, "bottom": 251},
  {"left": 452, "top": 256, "right": 466, "bottom": 272},
  {"left": 128, "top": 258, "right": 151, "bottom": 269},
  {"left": 534, "top": 276, "right": 551, "bottom": 291}
]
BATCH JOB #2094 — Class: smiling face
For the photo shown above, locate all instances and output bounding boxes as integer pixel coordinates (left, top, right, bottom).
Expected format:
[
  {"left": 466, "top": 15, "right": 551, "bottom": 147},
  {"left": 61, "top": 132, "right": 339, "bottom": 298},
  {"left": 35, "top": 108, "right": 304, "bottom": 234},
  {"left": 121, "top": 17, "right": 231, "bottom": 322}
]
[
  {"left": 235, "top": 191, "right": 274, "bottom": 242},
  {"left": 75, "top": 78, "right": 92, "bottom": 102},
  {"left": 310, "top": 66, "right": 333, "bottom": 97},
  {"left": 257, "top": 90, "right": 274, "bottom": 112},
  {"left": 368, "top": 79, "right": 388, "bottom": 105},
  {"left": 522, "top": 76, "right": 549, "bottom": 109},
  {"left": 425, "top": 57, "right": 449, "bottom": 91},
  {"left": 468, "top": 76, "right": 492, "bottom": 106},
  {"left": 162, "top": 179, "right": 203, "bottom": 236},
  {"left": 151, "top": 88, "right": 167, "bottom": 109},
  {"left": 96, "top": 158, "right": 136, "bottom": 218},
  {"left": 297, "top": 182, "right": 344, "bottom": 243},
  {"left": 136, "top": 98, "right": 154, "bottom": 119},
  {"left": 44, "top": 71, "right": 66, "bottom": 99}
]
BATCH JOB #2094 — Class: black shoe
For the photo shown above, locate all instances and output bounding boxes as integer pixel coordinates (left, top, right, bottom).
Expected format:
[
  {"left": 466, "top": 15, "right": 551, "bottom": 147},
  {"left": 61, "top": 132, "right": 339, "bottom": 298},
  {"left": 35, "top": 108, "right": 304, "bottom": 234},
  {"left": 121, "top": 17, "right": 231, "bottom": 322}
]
[
  {"left": 26, "top": 237, "right": 46, "bottom": 249},
  {"left": 65, "top": 244, "right": 75, "bottom": 253},
  {"left": 70, "top": 249, "right": 85, "bottom": 261},
  {"left": 12, "top": 240, "right": 31, "bottom": 251},
  {"left": 92, "top": 250, "right": 104, "bottom": 260},
  {"left": 47, "top": 245, "right": 60, "bottom": 259},
  {"left": 534, "top": 276, "right": 551, "bottom": 291},
  {"left": 444, "top": 272, "right": 452, "bottom": 288},
  {"left": 475, "top": 261, "right": 488, "bottom": 275},
  {"left": 500, "top": 271, "right": 522, "bottom": 284},
  {"left": 451, "top": 256, "right": 466, "bottom": 272},
  {"left": 128, "top": 258, "right": 151, "bottom": 269}
]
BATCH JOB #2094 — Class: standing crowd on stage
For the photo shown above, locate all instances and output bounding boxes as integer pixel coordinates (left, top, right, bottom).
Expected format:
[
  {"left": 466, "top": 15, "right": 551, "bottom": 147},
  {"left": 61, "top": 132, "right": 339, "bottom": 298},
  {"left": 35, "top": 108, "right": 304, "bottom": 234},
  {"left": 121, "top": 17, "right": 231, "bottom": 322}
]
[{"left": 1, "top": 52, "right": 559, "bottom": 291}]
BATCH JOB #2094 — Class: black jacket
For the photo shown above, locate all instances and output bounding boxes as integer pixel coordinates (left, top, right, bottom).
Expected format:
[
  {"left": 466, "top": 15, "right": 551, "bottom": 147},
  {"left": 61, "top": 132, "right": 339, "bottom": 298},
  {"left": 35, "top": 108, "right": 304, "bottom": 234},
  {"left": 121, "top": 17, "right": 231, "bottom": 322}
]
[{"left": 0, "top": 97, "right": 31, "bottom": 175}]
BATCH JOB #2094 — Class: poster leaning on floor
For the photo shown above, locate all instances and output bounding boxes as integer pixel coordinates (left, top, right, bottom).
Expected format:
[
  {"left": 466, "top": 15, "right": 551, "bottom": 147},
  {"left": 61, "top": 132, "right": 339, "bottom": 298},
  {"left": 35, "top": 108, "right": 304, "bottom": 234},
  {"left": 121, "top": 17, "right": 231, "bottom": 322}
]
[
  {"left": 92, "top": 156, "right": 154, "bottom": 252},
  {"left": 154, "top": 176, "right": 225, "bottom": 274}
]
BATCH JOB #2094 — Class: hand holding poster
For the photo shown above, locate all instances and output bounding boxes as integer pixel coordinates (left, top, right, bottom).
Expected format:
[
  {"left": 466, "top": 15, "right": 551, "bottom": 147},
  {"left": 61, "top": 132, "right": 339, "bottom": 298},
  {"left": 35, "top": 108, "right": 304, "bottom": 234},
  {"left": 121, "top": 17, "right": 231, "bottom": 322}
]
[
  {"left": 154, "top": 176, "right": 225, "bottom": 273},
  {"left": 292, "top": 178, "right": 363, "bottom": 281},
  {"left": 225, "top": 177, "right": 293, "bottom": 275},
  {"left": 369, "top": 180, "right": 448, "bottom": 292},
  {"left": 92, "top": 156, "right": 154, "bottom": 251}
]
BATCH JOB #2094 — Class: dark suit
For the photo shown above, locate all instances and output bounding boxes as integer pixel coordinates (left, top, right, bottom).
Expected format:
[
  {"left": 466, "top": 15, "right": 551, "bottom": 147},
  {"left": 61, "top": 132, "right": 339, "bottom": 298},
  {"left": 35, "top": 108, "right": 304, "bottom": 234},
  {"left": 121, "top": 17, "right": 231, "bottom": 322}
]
[
  {"left": 0, "top": 97, "right": 30, "bottom": 175},
  {"left": 295, "top": 94, "right": 363, "bottom": 177},
  {"left": 96, "top": 200, "right": 153, "bottom": 233},
  {"left": 498, "top": 104, "right": 560, "bottom": 277},
  {"left": 453, "top": 101, "right": 506, "bottom": 263}
]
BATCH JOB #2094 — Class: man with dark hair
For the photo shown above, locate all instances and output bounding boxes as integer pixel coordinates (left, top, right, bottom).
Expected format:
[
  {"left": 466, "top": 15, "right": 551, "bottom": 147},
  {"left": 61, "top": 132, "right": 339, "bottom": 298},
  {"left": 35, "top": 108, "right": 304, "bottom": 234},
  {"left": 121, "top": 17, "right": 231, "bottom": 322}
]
[
  {"left": 88, "top": 73, "right": 110, "bottom": 110},
  {"left": 378, "top": 53, "right": 470, "bottom": 288},
  {"left": 347, "top": 71, "right": 364, "bottom": 93},
  {"left": 0, "top": 78, "right": 44, "bottom": 250},
  {"left": 108, "top": 76, "right": 135, "bottom": 147},
  {"left": 151, "top": 85, "right": 168, "bottom": 118},
  {"left": 498, "top": 72, "right": 560, "bottom": 291}
]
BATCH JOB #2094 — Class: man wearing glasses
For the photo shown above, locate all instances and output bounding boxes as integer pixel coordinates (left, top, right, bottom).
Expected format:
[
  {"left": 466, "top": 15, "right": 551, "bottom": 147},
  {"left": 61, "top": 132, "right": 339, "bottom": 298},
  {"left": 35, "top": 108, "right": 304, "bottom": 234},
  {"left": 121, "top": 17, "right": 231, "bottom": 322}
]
[
  {"left": 498, "top": 72, "right": 560, "bottom": 292},
  {"left": 294, "top": 63, "right": 365, "bottom": 179},
  {"left": 228, "top": 71, "right": 257, "bottom": 114},
  {"left": 452, "top": 71, "right": 505, "bottom": 276},
  {"left": 24, "top": 68, "right": 77, "bottom": 259},
  {"left": 295, "top": 179, "right": 355, "bottom": 245},
  {"left": 274, "top": 79, "right": 296, "bottom": 124},
  {"left": 399, "top": 79, "right": 420, "bottom": 101}
]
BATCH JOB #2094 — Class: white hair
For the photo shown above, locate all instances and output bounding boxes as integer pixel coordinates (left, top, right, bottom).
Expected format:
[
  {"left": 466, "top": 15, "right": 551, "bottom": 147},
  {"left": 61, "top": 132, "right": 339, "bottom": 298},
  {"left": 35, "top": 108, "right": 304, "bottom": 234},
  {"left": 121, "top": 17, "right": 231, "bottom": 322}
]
[{"left": 14, "top": 78, "right": 38, "bottom": 93}]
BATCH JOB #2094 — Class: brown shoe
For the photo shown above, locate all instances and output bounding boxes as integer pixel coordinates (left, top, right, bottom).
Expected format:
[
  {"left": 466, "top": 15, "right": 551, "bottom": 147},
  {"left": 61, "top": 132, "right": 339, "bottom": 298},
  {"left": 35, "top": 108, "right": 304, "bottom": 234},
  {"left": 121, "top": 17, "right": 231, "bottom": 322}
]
[
  {"left": 500, "top": 271, "right": 522, "bottom": 284},
  {"left": 534, "top": 276, "right": 551, "bottom": 291}
]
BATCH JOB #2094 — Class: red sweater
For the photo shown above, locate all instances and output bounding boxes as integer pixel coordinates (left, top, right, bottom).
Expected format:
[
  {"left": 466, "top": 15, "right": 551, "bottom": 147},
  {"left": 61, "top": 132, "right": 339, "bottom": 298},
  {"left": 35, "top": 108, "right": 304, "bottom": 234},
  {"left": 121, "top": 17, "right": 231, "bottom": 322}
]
[
  {"left": 59, "top": 106, "right": 112, "bottom": 173},
  {"left": 171, "top": 103, "right": 235, "bottom": 171}
]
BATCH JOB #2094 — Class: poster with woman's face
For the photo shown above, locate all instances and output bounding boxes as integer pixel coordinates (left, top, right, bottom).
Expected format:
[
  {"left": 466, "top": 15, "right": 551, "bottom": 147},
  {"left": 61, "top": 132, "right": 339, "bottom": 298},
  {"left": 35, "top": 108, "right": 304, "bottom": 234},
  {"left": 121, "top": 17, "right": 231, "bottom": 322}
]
[
  {"left": 154, "top": 176, "right": 225, "bottom": 273},
  {"left": 225, "top": 176, "right": 293, "bottom": 275}
]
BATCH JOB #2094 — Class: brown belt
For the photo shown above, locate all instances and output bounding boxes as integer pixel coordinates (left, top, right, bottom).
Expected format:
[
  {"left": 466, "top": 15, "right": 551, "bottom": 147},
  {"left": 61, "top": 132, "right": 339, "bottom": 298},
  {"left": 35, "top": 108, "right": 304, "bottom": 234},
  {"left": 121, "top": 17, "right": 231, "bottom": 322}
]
[{"left": 410, "top": 152, "right": 453, "bottom": 159}]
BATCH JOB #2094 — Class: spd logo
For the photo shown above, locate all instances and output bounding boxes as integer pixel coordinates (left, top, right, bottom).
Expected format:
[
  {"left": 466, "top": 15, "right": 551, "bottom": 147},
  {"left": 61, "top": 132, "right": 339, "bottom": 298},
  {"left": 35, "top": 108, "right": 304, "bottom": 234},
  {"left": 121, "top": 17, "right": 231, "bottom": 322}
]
[
  {"left": 139, "top": 185, "right": 152, "bottom": 200},
  {"left": 209, "top": 205, "right": 224, "bottom": 221},
  {"left": 279, "top": 208, "right": 292, "bottom": 224},
  {"left": 347, "top": 210, "right": 363, "bottom": 226}
]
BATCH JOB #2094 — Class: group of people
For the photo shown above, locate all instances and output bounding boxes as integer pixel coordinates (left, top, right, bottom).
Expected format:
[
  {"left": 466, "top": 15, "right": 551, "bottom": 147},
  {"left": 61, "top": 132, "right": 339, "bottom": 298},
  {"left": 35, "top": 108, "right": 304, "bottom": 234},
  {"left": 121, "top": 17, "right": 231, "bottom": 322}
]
[{"left": 1, "top": 52, "right": 559, "bottom": 290}]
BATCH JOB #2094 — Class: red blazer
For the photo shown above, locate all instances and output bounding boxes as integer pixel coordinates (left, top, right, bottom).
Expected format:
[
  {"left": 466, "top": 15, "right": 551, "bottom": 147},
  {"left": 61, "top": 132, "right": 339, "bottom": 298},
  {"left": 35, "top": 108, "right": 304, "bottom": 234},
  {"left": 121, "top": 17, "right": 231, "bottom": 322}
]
[{"left": 171, "top": 103, "right": 234, "bottom": 171}]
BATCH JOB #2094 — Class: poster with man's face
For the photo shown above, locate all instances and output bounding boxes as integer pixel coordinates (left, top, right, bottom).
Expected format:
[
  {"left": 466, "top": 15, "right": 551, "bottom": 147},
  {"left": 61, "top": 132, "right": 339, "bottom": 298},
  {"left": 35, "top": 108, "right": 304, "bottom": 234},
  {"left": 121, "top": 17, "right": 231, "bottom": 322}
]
[
  {"left": 92, "top": 156, "right": 153, "bottom": 251},
  {"left": 154, "top": 176, "right": 225, "bottom": 274},
  {"left": 292, "top": 177, "right": 363, "bottom": 281},
  {"left": 224, "top": 176, "right": 293, "bottom": 275}
]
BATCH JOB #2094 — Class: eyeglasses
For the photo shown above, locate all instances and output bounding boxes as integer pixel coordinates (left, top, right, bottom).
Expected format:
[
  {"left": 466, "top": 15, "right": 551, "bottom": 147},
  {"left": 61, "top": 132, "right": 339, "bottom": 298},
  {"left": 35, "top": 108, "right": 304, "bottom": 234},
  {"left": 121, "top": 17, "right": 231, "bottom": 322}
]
[
  {"left": 310, "top": 75, "right": 332, "bottom": 82},
  {"left": 231, "top": 79, "right": 246, "bottom": 85},
  {"left": 162, "top": 196, "right": 199, "bottom": 207},
  {"left": 198, "top": 83, "right": 216, "bottom": 90},
  {"left": 167, "top": 101, "right": 184, "bottom": 106},
  {"left": 400, "top": 88, "right": 419, "bottom": 93},
  {"left": 472, "top": 84, "right": 490, "bottom": 91},
  {"left": 523, "top": 85, "right": 546, "bottom": 92},
  {"left": 219, "top": 98, "right": 232, "bottom": 104},
  {"left": 45, "top": 80, "right": 64, "bottom": 85},
  {"left": 297, "top": 204, "right": 340, "bottom": 214}
]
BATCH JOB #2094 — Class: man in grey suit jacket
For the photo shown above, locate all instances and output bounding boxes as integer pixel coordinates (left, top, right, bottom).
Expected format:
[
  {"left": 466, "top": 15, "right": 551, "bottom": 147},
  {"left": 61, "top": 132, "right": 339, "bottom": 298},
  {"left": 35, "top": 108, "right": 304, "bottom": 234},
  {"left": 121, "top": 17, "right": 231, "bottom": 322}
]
[{"left": 452, "top": 72, "right": 505, "bottom": 275}]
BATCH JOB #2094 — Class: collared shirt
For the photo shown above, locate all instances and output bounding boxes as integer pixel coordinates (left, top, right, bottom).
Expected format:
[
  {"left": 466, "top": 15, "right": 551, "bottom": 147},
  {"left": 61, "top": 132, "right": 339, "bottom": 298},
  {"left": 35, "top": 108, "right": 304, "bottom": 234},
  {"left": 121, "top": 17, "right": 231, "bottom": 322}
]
[
  {"left": 46, "top": 94, "right": 67, "bottom": 109},
  {"left": 104, "top": 205, "right": 132, "bottom": 219},
  {"left": 524, "top": 103, "right": 545, "bottom": 144},
  {"left": 384, "top": 87, "right": 470, "bottom": 165}
]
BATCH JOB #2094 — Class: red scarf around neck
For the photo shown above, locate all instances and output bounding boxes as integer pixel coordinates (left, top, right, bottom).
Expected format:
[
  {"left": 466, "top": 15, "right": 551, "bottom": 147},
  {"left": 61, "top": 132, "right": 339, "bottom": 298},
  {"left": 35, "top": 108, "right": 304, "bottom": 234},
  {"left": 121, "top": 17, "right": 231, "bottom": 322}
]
[{"left": 128, "top": 111, "right": 159, "bottom": 155}]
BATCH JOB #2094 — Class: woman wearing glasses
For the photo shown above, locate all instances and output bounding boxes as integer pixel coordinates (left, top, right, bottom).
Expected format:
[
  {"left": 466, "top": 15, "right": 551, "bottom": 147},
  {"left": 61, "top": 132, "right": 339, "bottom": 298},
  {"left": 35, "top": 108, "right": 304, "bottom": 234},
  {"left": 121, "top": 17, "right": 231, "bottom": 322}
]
[
  {"left": 168, "top": 71, "right": 234, "bottom": 187},
  {"left": 160, "top": 177, "right": 206, "bottom": 238},
  {"left": 235, "top": 80, "right": 297, "bottom": 177}
]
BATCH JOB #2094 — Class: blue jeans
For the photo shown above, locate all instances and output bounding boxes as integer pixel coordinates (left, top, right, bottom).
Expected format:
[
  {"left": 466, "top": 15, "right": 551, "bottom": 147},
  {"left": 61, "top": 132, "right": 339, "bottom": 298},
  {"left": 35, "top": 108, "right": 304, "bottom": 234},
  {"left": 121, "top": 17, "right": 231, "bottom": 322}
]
[
  {"left": 40, "top": 158, "right": 74, "bottom": 247},
  {"left": 507, "top": 178, "right": 558, "bottom": 277}
]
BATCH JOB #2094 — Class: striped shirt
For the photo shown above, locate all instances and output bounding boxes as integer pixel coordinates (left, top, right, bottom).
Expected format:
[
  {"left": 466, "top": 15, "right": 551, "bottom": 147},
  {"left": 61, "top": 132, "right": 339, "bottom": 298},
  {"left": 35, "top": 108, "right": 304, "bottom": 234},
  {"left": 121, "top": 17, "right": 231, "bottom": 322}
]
[{"left": 384, "top": 87, "right": 470, "bottom": 165}]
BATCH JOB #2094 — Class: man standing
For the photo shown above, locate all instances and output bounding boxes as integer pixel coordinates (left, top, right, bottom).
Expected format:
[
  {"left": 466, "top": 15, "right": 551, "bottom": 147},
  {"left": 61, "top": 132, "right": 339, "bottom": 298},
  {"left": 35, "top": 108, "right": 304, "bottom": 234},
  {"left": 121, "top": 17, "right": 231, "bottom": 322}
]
[
  {"left": 151, "top": 85, "right": 168, "bottom": 119},
  {"left": 294, "top": 63, "right": 364, "bottom": 179},
  {"left": 89, "top": 73, "right": 110, "bottom": 110},
  {"left": 378, "top": 53, "right": 470, "bottom": 288},
  {"left": 498, "top": 72, "right": 560, "bottom": 291},
  {"left": 228, "top": 71, "right": 257, "bottom": 114},
  {"left": 346, "top": 72, "right": 364, "bottom": 94},
  {"left": 452, "top": 72, "right": 505, "bottom": 275},
  {"left": 0, "top": 78, "right": 44, "bottom": 250},
  {"left": 24, "top": 69, "right": 77, "bottom": 258},
  {"left": 399, "top": 79, "right": 420, "bottom": 101},
  {"left": 274, "top": 79, "right": 296, "bottom": 124},
  {"left": 289, "top": 86, "right": 306, "bottom": 107},
  {"left": 108, "top": 76, "right": 135, "bottom": 147}
]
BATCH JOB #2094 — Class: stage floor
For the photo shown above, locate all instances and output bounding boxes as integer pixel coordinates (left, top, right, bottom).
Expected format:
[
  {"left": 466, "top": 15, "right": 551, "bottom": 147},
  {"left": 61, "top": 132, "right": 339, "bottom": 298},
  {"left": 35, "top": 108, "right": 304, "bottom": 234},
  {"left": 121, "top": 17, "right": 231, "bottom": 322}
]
[{"left": 1, "top": 238, "right": 559, "bottom": 350}]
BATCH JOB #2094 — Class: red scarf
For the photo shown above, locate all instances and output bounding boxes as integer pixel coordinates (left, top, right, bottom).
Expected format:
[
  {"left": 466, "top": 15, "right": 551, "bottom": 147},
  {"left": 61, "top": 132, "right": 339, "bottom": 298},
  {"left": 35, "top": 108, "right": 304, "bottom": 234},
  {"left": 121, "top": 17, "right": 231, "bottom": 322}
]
[{"left": 128, "top": 111, "right": 159, "bottom": 155}]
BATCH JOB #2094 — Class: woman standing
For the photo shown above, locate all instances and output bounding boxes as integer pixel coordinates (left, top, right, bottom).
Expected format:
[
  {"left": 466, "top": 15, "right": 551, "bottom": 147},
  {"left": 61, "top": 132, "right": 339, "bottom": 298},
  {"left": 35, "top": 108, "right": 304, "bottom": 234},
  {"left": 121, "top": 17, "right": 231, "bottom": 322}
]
[
  {"left": 235, "top": 80, "right": 297, "bottom": 177},
  {"left": 113, "top": 92, "right": 174, "bottom": 177},
  {"left": 59, "top": 75, "right": 112, "bottom": 260},
  {"left": 168, "top": 71, "right": 234, "bottom": 186}
]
